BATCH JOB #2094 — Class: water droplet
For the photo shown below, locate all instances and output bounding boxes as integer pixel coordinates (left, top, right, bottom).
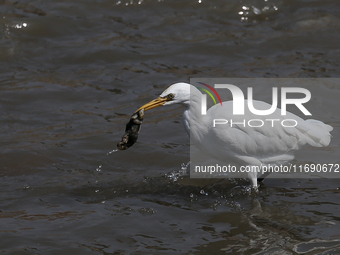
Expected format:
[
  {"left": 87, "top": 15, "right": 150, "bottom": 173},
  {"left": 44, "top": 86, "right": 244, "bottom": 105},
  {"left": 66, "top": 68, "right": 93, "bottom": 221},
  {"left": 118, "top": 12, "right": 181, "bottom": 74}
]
[
  {"left": 262, "top": 6, "right": 270, "bottom": 12},
  {"left": 200, "top": 189, "right": 205, "bottom": 194},
  {"left": 107, "top": 149, "right": 118, "bottom": 155},
  {"left": 95, "top": 189, "right": 99, "bottom": 193},
  {"left": 252, "top": 6, "right": 261, "bottom": 15},
  {"left": 13, "top": 22, "right": 28, "bottom": 29},
  {"left": 96, "top": 165, "right": 102, "bottom": 172}
]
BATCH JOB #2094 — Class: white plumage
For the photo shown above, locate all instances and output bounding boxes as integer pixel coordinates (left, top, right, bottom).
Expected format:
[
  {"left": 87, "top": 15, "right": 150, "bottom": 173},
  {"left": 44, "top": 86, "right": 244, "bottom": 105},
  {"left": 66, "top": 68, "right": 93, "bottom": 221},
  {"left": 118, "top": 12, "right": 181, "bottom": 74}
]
[{"left": 138, "top": 82, "right": 333, "bottom": 188}]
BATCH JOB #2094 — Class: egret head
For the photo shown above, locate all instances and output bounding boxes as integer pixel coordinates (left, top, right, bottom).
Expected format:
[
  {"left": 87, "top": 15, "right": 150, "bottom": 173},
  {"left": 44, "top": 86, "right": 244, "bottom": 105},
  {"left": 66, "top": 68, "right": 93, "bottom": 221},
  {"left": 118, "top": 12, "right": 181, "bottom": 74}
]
[{"left": 136, "top": 83, "right": 191, "bottom": 112}]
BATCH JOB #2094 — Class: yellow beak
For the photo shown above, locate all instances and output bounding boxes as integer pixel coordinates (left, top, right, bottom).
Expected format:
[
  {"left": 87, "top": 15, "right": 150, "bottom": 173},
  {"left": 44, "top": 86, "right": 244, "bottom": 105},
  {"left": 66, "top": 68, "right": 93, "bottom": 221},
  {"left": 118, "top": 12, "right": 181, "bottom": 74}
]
[{"left": 136, "top": 97, "right": 168, "bottom": 112}]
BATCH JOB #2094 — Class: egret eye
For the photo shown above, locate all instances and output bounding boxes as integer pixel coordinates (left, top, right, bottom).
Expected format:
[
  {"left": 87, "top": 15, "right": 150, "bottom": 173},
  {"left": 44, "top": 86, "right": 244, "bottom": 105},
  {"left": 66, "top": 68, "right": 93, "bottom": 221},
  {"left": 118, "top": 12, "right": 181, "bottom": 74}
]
[{"left": 167, "top": 93, "right": 175, "bottom": 100}]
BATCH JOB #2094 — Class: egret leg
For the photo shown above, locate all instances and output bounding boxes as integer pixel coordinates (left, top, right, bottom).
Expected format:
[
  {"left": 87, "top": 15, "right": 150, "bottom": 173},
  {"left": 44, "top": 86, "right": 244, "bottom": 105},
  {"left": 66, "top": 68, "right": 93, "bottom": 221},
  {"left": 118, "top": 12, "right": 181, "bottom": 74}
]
[{"left": 249, "top": 172, "right": 259, "bottom": 192}]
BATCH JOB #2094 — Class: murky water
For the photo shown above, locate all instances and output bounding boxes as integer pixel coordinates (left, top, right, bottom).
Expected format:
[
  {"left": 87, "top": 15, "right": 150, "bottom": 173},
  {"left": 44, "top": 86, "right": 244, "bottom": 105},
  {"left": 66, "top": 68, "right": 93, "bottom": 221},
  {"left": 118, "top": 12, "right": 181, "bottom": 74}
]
[{"left": 1, "top": 0, "right": 340, "bottom": 254}]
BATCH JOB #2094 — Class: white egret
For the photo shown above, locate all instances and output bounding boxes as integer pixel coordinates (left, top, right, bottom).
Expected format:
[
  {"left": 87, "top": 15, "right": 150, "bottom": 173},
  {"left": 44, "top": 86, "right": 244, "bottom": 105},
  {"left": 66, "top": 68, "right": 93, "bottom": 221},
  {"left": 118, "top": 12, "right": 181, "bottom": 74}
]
[{"left": 137, "top": 83, "right": 333, "bottom": 189}]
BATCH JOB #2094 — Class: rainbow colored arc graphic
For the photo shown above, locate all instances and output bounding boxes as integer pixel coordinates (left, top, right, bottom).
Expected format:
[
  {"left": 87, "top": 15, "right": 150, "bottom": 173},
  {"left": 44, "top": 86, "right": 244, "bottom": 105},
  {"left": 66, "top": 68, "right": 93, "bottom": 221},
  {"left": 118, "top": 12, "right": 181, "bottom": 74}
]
[{"left": 197, "top": 82, "right": 223, "bottom": 106}]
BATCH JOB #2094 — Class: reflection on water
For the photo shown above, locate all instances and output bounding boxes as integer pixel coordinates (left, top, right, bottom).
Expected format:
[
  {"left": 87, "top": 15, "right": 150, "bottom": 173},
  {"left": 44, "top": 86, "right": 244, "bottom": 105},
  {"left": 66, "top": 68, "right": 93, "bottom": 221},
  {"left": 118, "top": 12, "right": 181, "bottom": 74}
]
[{"left": 0, "top": 0, "right": 340, "bottom": 253}]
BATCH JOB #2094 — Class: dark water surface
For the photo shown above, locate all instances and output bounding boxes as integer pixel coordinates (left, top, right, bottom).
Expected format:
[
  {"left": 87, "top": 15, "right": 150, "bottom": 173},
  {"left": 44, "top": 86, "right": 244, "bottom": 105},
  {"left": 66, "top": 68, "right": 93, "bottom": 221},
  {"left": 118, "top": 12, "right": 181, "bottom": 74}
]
[{"left": 1, "top": 0, "right": 340, "bottom": 254}]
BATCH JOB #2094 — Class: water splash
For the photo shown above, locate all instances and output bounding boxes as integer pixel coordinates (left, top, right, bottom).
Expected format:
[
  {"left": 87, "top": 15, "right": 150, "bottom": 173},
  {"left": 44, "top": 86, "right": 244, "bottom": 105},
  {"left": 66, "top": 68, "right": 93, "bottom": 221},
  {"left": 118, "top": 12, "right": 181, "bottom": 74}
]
[
  {"left": 238, "top": 0, "right": 279, "bottom": 22},
  {"left": 165, "top": 162, "right": 190, "bottom": 182},
  {"left": 181, "top": 162, "right": 190, "bottom": 172}
]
